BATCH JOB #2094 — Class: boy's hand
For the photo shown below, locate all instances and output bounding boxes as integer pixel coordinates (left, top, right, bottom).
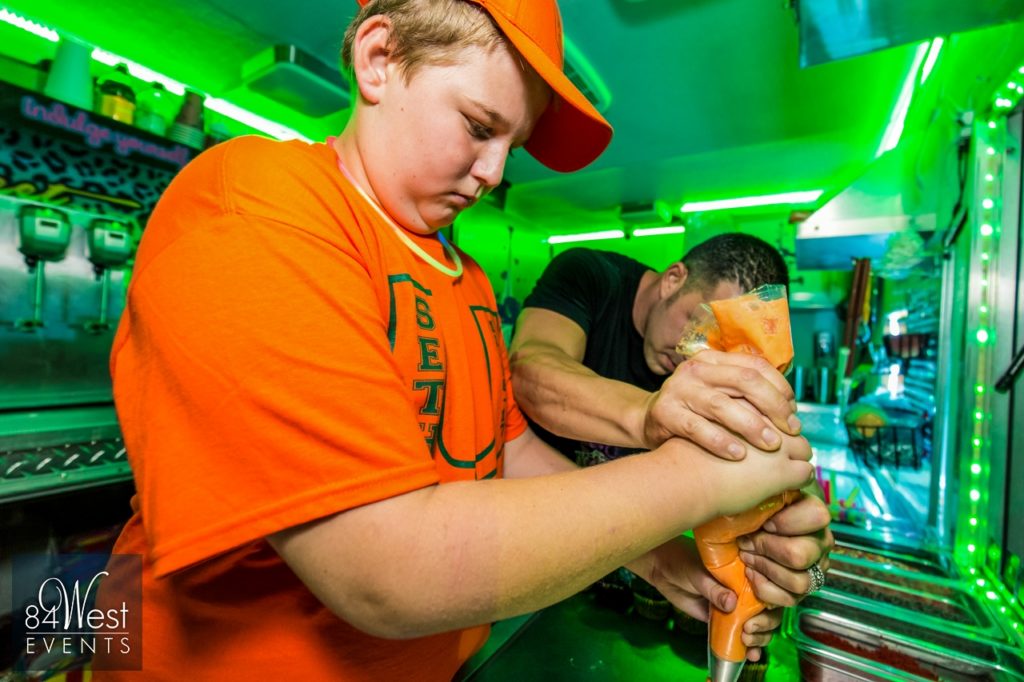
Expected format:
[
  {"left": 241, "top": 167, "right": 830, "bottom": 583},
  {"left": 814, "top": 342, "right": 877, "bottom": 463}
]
[
  {"left": 737, "top": 493, "right": 834, "bottom": 606},
  {"left": 681, "top": 432, "right": 813, "bottom": 519},
  {"left": 642, "top": 350, "right": 801, "bottom": 458}
]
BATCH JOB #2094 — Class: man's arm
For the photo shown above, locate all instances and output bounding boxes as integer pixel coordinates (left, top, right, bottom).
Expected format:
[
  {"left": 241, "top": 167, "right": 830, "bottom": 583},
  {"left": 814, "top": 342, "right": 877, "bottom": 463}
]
[
  {"left": 509, "top": 307, "right": 654, "bottom": 449},
  {"left": 510, "top": 308, "right": 802, "bottom": 457},
  {"left": 267, "top": 431, "right": 814, "bottom": 640}
]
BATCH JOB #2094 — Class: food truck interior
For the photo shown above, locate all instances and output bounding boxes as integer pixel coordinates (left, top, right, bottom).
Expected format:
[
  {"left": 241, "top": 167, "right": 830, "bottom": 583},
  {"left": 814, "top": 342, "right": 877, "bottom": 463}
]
[{"left": 1, "top": 0, "right": 1024, "bottom": 679}]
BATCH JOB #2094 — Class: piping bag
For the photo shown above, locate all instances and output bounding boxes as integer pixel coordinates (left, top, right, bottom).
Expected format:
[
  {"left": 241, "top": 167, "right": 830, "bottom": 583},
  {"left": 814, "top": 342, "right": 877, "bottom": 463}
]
[{"left": 675, "top": 285, "right": 801, "bottom": 682}]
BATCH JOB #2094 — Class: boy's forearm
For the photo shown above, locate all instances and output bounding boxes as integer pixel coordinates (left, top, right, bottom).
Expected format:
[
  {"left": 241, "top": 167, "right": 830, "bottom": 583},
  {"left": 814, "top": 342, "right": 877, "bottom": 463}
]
[
  {"left": 510, "top": 344, "right": 650, "bottom": 449},
  {"left": 270, "top": 437, "right": 813, "bottom": 640},
  {"left": 269, "top": 441, "right": 736, "bottom": 639}
]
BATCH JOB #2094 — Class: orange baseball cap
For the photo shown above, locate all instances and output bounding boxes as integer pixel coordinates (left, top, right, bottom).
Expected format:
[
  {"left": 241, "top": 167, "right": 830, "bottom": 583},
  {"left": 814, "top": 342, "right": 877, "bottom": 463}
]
[{"left": 355, "top": 0, "right": 613, "bottom": 172}]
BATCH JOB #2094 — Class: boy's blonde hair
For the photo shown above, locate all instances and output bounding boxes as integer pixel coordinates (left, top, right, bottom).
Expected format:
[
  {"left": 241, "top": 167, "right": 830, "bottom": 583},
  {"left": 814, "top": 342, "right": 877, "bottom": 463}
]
[{"left": 342, "top": 0, "right": 508, "bottom": 82}]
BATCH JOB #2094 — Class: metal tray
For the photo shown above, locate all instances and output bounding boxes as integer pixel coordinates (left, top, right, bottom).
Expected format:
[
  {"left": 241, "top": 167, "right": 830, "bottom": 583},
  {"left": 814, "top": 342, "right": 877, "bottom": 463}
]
[
  {"left": 819, "top": 570, "right": 1006, "bottom": 641},
  {"left": 789, "top": 604, "right": 1024, "bottom": 681},
  {"left": 832, "top": 539, "right": 951, "bottom": 577},
  {"left": 828, "top": 555, "right": 955, "bottom": 591}
]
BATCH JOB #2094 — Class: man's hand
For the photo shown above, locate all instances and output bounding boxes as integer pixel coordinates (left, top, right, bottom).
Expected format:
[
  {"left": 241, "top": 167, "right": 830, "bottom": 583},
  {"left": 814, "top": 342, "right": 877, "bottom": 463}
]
[
  {"left": 642, "top": 350, "right": 802, "bottom": 458},
  {"left": 736, "top": 493, "right": 834, "bottom": 606},
  {"left": 632, "top": 537, "right": 783, "bottom": 663}
]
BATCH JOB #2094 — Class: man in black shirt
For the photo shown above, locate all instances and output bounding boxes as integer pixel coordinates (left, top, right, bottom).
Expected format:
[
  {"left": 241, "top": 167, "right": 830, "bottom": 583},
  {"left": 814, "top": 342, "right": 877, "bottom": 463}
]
[{"left": 510, "top": 233, "right": 832, "bottom": 610}]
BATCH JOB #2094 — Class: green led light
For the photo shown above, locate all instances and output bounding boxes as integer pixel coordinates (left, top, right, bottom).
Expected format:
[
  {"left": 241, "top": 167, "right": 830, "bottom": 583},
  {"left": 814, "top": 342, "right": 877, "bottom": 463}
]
[
  {"left": 1002, "top": 606, "right": 1007, "bottom": 613},
  {"left": 1010, "top": 81, "right": 1019, "bottom": 89},
  {"left": 969, "top": 567, "right": 977, "bottom": 574},
  {"left": 970, "top": 489, "right": 981, "bottom": 501},
  {"left": 980, "top": 223, "right": 994, "bottom": 236},
  {"left": 975, "top": 410, "right": 984, "bottom": 421},
  {"left": 975, "top": 385, "right": 985, "bottom": 394},
  {"left": 988, "top": 121, "right": 997, "bottom": 129},
  {"left": 987, "top": 147, "right": 996, "bottom": 155},
  {"left": 981, "top": 305, "right": 989, "bottom": 313},
  {"left": 981, "top": 253, "right": 990, "bottom": 261},
  {"left": 981, "top": 279, "right": 989, "bottom": 288},
  {"left": 972, "top": 463, "right": 982, "bottom": 474},
  {"left": 985, "top": 173, "right": 995, "bottom": 181},
  {"left": 969, "top": 544, "right": 977, "bottom": 552},
  {"left": 977, "top": 578, "right": 987, "bottom": 586},
  {"left": 977, "top": 329, "right": 990, "bottom": 343},
  {"left": 987, "top": 591, "right": 998, "bottom": 600},
  {"left": 982, "top": 198, "right": 995, "bottom": 209},
  {"left": 970, "top": 517, "right": 978, "bottom": 526}
]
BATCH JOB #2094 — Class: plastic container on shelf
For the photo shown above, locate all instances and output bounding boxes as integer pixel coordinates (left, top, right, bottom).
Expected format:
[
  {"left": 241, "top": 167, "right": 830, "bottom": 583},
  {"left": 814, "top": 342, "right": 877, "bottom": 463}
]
[
  {"left": 97, "top": 63, "right": 136, "bottom": 124},
  {"left": 134, "top": 82, "right": 169, "bottom": 135},
  {"left": 43, "top": 36, "right": 93, "bottom": 110},
  {"left": 168, "top": 89, "right": 206, "bottom": 149}
]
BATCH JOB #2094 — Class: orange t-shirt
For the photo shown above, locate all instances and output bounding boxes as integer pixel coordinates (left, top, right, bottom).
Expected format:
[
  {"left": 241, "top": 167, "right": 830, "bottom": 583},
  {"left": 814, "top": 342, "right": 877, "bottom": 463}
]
[{"left": 93, "top": 136, "right": 526, "bottom": 681}]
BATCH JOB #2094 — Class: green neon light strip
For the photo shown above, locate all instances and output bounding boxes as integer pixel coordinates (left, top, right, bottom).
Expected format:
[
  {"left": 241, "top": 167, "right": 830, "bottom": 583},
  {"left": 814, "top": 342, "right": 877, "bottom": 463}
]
[
  {"left": 680, "top": 190, "right": 822, "bottom": 213},
  {"left": 547, "top": 229, "right": 625, "bottom": 244},
  {"left": 1, "top": 5, "right": 309, "bottom": 142},
  {"left": 957, "top": 119, "right": 1005, "bottom": 569}
]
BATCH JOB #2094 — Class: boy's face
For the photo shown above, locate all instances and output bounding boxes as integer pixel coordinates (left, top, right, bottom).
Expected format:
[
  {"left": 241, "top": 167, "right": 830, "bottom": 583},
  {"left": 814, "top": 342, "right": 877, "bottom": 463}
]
[
  {"left": 643, "top": 278, "right": 745, "bottom": 376},
  {"left": 364, "top": 43, "right": 550, "bottom": 234}
]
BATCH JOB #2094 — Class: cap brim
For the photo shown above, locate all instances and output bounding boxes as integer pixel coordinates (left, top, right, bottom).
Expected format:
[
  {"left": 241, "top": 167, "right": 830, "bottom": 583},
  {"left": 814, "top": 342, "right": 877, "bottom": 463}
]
[
  {"left": 354, "top": 0, "right": 612, "bottom": 172},
  {"left": 490, "top": 14, "right": 612, "bottom": 173}
]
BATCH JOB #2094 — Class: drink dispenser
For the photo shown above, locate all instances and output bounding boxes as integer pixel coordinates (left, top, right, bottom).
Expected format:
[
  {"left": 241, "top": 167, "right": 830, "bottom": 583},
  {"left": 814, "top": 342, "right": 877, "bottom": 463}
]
[
  {"left": 16, "top": 206, "right": 71, "bottom": 331},
  {"left": 85, "top": 219, "right": 134, "bottom": 333}
]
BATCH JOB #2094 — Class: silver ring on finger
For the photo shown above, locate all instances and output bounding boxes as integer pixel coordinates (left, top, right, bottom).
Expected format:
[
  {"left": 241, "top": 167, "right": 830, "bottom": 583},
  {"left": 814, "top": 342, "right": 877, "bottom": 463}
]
[{"left": 806, "top": 563, "right": 826, "bottom": 594}]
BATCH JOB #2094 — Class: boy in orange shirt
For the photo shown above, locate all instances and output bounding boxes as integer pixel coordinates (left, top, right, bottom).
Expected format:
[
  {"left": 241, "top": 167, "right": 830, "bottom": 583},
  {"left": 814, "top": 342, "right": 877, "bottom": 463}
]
[{"left": 94, "top": 1, "right": 816, "bottom": 679}]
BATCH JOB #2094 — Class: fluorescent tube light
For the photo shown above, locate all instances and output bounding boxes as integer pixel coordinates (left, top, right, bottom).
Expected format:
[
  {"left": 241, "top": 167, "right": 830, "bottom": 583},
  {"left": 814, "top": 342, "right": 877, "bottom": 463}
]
[
  {"left": 0, "top": 7, "right": 58, "bottom": 41},
  {"left": 205, "top": 97, "right": 309, "bottom": 142},
  {"left": 680, "top": 190, "right": 823, "bottom": 213},
  {"left": 547, "top": 230, "right": 625, "bottom": 244},
  {"left": 876, "top": 41, "right": 930, "bottom": 157},
  {"left": 632, "top": 225, "right": 686, "bottom": 237},
  {"left": 92, "top": 48, "right": 186, "bottom": 96},
  {"left": 919, "top": 37, "right": 943, "bottom": 85}
]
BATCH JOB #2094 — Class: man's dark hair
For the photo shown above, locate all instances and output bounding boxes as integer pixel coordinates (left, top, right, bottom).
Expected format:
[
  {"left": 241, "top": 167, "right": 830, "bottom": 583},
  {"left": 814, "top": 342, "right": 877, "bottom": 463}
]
[{"left": 679, "top": 233, "right": 789, "bottom": 294}]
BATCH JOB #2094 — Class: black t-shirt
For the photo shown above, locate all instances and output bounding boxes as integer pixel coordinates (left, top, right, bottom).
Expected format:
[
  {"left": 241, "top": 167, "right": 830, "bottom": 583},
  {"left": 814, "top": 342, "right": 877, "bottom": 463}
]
[{"left": 521, "top": 248, "right": 662, "bottom": 464}]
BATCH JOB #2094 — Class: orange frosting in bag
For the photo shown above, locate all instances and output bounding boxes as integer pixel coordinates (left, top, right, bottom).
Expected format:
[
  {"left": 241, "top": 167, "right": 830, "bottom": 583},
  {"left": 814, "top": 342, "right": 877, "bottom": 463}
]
[
  {"left": 689, "top": 287, "right": 797, "bottom": 665},
  {"left": 708, "top": 294, "right": 793, "bottom": 373}
]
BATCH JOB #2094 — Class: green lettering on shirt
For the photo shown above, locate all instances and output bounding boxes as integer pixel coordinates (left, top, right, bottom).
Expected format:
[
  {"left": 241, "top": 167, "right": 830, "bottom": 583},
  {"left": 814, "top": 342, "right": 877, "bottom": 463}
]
[
  {"left": 413, "top": 379, "right": 444, "bottom": 416},
  {"left": 420, "top": 420, "right": 440, "bottom": 453},
  {"left": 415, "top": 296, "right": 435, "bottom": 330},
  {"left": 417, "top": 337, "right": 443, "bottom": 371}
]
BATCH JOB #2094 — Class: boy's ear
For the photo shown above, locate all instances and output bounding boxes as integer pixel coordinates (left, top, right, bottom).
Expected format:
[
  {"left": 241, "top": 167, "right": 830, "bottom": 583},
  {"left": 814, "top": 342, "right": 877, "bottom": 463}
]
[{"left": 351, "top": 15, "right": 393, "bottom": 105}]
